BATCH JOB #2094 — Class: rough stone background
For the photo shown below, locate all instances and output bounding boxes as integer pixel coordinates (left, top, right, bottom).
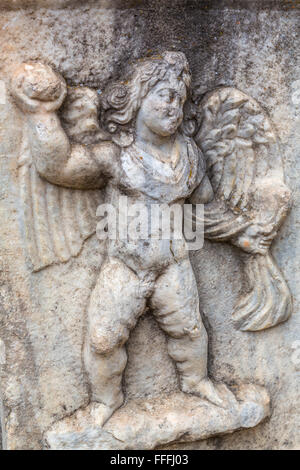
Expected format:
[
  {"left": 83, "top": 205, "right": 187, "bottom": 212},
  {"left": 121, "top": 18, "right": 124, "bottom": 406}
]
[{"left": 0, "top": 0, "right": 299, "bottom": 450}]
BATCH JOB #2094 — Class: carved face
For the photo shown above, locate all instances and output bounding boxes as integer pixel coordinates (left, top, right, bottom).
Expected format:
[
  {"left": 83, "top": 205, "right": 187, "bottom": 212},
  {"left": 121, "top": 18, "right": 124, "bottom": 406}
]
[
  {"left": 60, "top": 87, "right": 110, "bottom": 144},
  {"left": 137, "top": 79, "right": 187, "bottom": 137}
]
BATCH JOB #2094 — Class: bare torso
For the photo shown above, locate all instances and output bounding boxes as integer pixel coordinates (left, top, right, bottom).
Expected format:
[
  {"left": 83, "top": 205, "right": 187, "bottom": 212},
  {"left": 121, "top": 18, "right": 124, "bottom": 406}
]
[{"left": 101, "top": 134, "right": 204, "bottom": 273}]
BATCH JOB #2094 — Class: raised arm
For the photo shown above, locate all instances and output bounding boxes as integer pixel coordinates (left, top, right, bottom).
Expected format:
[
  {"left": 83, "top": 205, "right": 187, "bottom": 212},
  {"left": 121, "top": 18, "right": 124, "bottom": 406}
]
[{"left": 10, "top": 62, "right": 118, "bottom": 189}]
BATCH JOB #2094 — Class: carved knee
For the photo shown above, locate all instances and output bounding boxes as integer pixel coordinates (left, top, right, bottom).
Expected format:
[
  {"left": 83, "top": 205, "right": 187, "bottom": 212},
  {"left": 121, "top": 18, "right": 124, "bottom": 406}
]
[{"left": 89, "top": 325, "right": 129, "bottom": 355}]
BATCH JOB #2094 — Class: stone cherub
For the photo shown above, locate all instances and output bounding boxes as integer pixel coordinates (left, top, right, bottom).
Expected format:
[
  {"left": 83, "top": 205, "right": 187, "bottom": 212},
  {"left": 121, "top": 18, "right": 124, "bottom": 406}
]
[
  {"left": 11, "top": 52, "right": 225, "bottom": 425},
  {"left": 10, "top": 51, "right": 292, "bottom": 429}
]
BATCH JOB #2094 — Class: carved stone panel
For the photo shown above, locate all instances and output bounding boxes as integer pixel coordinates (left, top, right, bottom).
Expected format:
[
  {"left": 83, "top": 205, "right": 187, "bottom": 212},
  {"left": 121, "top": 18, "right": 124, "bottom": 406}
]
[{"left": 0, "top": 0, "right": 299, "bottom": 450}]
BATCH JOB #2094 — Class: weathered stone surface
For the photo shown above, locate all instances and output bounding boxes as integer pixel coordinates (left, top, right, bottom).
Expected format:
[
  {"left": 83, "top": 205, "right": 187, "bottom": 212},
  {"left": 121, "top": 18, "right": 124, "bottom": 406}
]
[
  {"left": 0, "top": 0, "right": 299, "bottom": 451},
  {"left": 45, "top": 384, "right": 270, "bottom": 450},
  {"left": 0, "top": 0, "right": 136, "bottom": 9}
]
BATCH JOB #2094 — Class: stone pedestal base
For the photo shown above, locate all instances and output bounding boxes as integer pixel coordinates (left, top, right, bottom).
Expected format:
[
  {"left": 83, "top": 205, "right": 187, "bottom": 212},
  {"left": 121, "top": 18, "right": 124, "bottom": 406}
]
[{"left": 44, "top": 384, "right": 270, "bottom": 450}]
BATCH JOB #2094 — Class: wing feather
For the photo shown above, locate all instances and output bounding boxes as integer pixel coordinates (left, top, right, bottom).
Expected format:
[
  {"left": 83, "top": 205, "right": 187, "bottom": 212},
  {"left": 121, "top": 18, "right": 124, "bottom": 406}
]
[
  {"left": 235, "top": 147, "right": 255, "bottom": 209},
  {"left": 19, "top": 164, "right": 102, "bottom": 272},
  {"left": 17, "top": 84, "right": 108, "bottom": 273},
  {"left": 195, "top": 87, "right": 282, "bottom": 212},
  {"left": 196, "top": 87, "right": 291, "bottom": 332},
  {"left": 60, "top": 188, "right": 83, "bottom": 257},
  {"left": 228, "top": 147, "right": 246, "bottom": 207},
  {"left": 46, "top": 183, "right": 71, "bottom": 262},
  {"left": 219, "top": 151, "right": 236, "bottom": 200},
  {"left": 83, "top": 190, "right": 101, "bottom": 234},
  {"left": 19, "top": 165, "right": 40, "bottom": 269},
  {"left": 74, "top": 190, "right": 92, "bottom": 240},
  {"left": 86, "top": 190, "right": 102, "bottom": 221},
  {"left": 30, "top": 166, "right": 55, "bottom": 268}
]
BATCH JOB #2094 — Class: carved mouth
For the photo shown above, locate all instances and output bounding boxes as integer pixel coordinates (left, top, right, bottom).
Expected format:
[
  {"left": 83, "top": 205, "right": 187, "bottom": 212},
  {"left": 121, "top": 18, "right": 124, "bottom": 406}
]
[{"left": 167, "top": 118, "right": 179, "bottom": 127}]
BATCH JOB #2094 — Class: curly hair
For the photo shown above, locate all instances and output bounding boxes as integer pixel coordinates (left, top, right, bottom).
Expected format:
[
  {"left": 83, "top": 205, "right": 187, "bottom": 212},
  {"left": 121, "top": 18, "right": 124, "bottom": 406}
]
[{"left": 100, "top": 51, "right": 191, "bottom": 140}]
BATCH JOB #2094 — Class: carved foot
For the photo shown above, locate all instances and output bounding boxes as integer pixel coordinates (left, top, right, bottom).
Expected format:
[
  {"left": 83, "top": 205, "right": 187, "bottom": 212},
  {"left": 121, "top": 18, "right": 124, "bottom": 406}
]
[
  {"left": 90, "top": 391, "right": 124, "bottom": 427},
  {"left": 90, "top": 402, "right": 119, "bottom": 428},
  {"left": 181, "top": 377, "right": 224, "bottom": 407},
  {"left": 44, "top": 384, "right": 270, "bottom": 450}
]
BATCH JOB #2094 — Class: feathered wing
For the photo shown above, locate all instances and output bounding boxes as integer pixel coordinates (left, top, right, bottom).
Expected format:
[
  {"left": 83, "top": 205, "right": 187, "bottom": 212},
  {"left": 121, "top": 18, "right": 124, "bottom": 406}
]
[
  {"left": 196, "top": 87, "right": 283, "bottom": 210},
  {"left": 18, "top": 127, "right": 103, "bottom": 273},
  {"left": 195, "top": 87, "right": 292, "bottom": 331}
]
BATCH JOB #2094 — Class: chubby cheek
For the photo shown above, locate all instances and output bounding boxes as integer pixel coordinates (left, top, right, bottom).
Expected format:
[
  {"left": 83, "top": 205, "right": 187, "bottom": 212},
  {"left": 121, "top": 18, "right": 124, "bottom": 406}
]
[{"left": 144, "top": 95, "right": 168, "bottom": 116}]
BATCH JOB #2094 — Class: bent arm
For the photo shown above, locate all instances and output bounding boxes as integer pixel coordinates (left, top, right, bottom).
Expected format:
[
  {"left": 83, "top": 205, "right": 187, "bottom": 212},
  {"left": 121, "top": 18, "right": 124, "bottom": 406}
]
[
  {"left": 27, "top": 111, "right": 118, "bottom": 189},
  {"left": 11, "top": 61, "right": 118, "bottom": 189}
]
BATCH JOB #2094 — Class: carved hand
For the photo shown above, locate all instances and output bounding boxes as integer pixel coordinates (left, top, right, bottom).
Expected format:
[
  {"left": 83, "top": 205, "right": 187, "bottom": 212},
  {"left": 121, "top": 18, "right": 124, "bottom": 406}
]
[
  {"left": 10, "top": 62, "right": 67, "bottom": 113},
  {"left": 231, "top": 224, "right": 277, "bottom": 255}
]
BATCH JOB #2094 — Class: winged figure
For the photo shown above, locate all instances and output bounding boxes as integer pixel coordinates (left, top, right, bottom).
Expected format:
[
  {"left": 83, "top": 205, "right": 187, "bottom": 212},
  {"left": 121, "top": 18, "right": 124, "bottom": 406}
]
[{"left": 9, "top": 52, "right": 292, "bottom": 429}]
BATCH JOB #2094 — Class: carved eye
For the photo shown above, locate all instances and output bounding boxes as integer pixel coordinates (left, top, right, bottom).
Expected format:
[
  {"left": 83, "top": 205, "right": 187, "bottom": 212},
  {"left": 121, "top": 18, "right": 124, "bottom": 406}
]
[{"left": 158, "top": 90, "right": 171, "bottom": 102}]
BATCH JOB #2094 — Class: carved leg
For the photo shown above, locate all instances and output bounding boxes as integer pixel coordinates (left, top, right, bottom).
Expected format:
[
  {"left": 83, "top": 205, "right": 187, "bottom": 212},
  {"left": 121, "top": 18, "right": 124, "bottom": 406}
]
[
  {"left": 84, "top": 256, "right": 146, "bottom": 425},
  {"left": 150, "top": 258, "right": 223, "bottom": 407}
]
